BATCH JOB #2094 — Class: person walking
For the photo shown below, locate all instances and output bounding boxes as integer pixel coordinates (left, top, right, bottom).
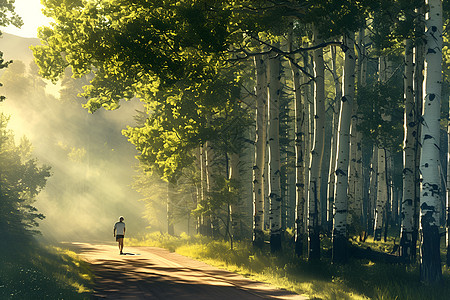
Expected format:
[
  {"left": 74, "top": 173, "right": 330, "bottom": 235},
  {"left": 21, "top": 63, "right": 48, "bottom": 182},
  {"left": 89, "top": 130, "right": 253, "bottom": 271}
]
[{"left": 114, "top": 216, "right": 126, "bottom": 255}]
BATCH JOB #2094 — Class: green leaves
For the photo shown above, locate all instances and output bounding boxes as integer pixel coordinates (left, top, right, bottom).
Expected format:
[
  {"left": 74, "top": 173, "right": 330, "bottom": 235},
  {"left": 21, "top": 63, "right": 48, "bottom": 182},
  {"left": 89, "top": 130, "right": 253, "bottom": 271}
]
[{"left": 0, "top": 115, "right": 51, "bottom": 239}]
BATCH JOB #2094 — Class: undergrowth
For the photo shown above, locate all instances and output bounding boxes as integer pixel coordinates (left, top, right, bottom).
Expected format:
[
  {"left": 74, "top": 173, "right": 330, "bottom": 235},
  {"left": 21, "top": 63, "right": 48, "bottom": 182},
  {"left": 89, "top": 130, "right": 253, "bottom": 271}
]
[
  {"left": 129, "top": 232, "right": 450, "bottom": 300},
  {"left": 0, "top": 239, "right": 93, "bottom": 299}
]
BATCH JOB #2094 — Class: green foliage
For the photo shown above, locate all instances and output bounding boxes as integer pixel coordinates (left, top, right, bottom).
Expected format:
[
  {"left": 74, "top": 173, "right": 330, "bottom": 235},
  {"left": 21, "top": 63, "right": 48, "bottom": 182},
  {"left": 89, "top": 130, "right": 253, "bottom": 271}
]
[
  {"left": 0, "top": 115, "right": 51, "bottom": 242},
  {"left": 0, "top": 0, "right": 22, "bottom": 29},
  {"left": 357, "top": 69, "right": 404, "bottom": 153}
]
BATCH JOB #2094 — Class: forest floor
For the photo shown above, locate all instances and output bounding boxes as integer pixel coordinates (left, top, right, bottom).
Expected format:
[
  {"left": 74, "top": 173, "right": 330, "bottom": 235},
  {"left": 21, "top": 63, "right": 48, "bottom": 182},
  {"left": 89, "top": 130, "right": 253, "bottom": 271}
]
[
  {"left": 68, "top": 242, "right": 307, "bottom": 299},
  {"left": 125, "top": 233, "right": 450, "bottom": 300}
]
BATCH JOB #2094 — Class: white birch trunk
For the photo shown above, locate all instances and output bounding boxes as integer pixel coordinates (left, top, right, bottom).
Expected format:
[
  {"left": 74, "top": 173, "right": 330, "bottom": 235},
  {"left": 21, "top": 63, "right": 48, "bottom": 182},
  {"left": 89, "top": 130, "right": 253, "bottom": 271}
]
[
  {"left": 412, "top": 6, "right": 426, "bottom": 253},
  {"left": 252, "top": 54, "right": 267, "bottom": 247},
  {"left": 205, "top": 140, "right": 215, "bottom": 236},
  {"left": 400, "top": 38, "right": 416, "bottom": 261},
  {"left": 327, "top": 45, "right": 341, "bottom": 231},
  {"left": 332, "top": 31, "right": 355, "bottom": 263},
  {"left": 419, "top": 0, "right": 443, "bottom": 283},
  {"left": 308, "top": 27, "right": 326, "bottom": 260},
  {"left": 354, "top": 28, "right": 365, "bottom": 231},
  {"left": 303, "top": 52, "right": 312, "bottom": 235},
  {"left": 289, "top": 52, "right": 306, "bottom": 256},
  {"left": 374, "top": 146, "right": 387, "bottom": 240},
  {"left": 414, "top": 29, "right": 425, "bottom": 256},
  {"left": 368, "top": 145, "right": 378, "bottom": 235},
  {"left": 268, "top": 51, "right": 282, "bottom": 252},
  {"left": 374, "top": 56, "right": 389, "bottom": 240}
]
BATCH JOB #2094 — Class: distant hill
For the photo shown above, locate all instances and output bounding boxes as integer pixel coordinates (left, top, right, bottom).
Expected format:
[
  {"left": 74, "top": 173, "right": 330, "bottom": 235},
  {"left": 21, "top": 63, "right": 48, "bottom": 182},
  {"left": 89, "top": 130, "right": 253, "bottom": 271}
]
[{"left": 0, "top": 32, "right": 40, "bottom": 66}]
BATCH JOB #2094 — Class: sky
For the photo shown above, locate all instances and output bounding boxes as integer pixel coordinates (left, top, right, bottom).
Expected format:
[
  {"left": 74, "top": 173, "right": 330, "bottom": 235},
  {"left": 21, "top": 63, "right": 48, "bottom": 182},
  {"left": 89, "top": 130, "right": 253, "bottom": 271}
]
[{"left": 2, "top": 0, "right": 52, "bottom": 38}]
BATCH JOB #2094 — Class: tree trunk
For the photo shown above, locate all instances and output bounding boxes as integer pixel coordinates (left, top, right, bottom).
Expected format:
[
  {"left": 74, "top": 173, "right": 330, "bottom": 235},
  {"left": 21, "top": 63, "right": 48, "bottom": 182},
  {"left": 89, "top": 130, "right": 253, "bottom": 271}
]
[
  {"left": 419, "top": 0, "right": 443, "bottom": 283},
  {"left": 374, "top": 57, "right": 390, "bottom": 241},
  {"left": 167, "top": 178, "right": 175, "bottom": 235},
  {"left": 229, "top": 151, "right": 240, "bottom": 242},
  {"left": 289, "top": 49, "right": 306, "bottom": 257},
  {"left": 303, "top": 51, "right": 313, "bottom": 237},
  {"left": 268, "top": 50, "right": 282, "bottom": 253},
  {"left": 354, "top": 27, "right": 365, "bottom": 231},
  {"left": 374, "top": 146, "right": 387, "bottom": 240},
  {"left": 400, "top": 38, "right": 416, "bottom": 262},
  {"left": 332, "top": 31, "right": 356, "bottom": 264},
  {"left": 368, "top": 145, "right": 378, "bottom": 236},
  {"left": 308, "top": 27, "right": 326, "bottom": 260},
  {"left": 205, "top": 140, "right": 215, "bottom": 237},
  {"left": 327, "top": 45, "right": 341, "bottom": 232},
  {"left": 252, "top": 54, "right": 267, "bottom": 248},
  {"left": 413, "top": 1, "right": 426, "bottom": 263}
]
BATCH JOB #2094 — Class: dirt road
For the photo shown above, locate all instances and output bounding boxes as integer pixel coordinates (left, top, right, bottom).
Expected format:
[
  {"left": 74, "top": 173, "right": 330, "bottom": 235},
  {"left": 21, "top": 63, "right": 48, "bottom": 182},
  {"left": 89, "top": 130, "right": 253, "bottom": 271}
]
[{"left": 69, "top": 242, "right": 307, "bottom": 299}]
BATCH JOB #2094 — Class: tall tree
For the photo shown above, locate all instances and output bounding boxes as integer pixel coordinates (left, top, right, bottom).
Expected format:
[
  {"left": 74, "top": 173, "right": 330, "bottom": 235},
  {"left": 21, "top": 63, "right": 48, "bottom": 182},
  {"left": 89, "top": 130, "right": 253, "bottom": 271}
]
[
  {"left": 307, "top": 26, "right": 326, "bottom": 260},
  {"left": 289, "top": 41, "right": 306, "bottom": 257},
  {"left": 252, "top": 54, "right": 267, "bottom": 248},
  {"left": 267, "top": 50, "right": 282, "bottom": 252},
  {"left": 400, "top": 38, "right": 416, "bottom": 262},
  {"left": 419, "top": 0, "right": 443, "bottom": 283},
  {"left": 327, "top": 45, "right": 342, "bottom": 231},
  {"left": 332, "top": 31, "right": 356, "bottom": 263}
]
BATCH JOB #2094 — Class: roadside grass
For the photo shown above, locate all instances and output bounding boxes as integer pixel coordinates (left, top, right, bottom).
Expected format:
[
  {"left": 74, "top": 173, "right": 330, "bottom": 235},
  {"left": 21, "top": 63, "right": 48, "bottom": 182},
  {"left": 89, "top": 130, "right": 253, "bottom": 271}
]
[
  {"left": 0, "top": 239, "right": 93, "bottom": 299},
  {"left": 129, "top": 232, "right": 450, "bottom": 300}
]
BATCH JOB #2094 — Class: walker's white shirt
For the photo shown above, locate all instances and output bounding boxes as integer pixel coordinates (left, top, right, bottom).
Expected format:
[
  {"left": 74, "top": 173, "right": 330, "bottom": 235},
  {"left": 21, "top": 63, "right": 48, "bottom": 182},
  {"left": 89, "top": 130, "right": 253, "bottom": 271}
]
[{"left": 114, "top": 221, "right": 126, "bottom": 235}]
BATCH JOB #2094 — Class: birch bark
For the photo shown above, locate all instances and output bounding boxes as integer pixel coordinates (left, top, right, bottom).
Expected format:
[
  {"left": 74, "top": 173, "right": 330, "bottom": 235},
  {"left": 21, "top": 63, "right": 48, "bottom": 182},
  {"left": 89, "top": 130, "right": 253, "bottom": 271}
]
[
  {"left": 308, "top": 27, "right": 326, "bottom": 260},
  {"left": 368, "top": 146, "right": 378, "bottom": 235},
  {"left": 252, "top": 54, "right": 267, "bottom": 248},
  {"left": 419, "top": 0, "right": 443, "bottom": 283},
  {"left": 374, "top": 57, "right": 389, "bottom": 241},
  {"left": 268, "top": 51, "right": 282, "bottom": 252},
  {"left": 348, "top": 29, "right": 364, "bottom": 231},
  {"left": 289, "top": 52, "right": 306, "bottom": 256},
  {"left": 400, "top": 38, "right": 416, "bottom": 261},
  {"left": 327, "top": 45, "right": 341, "bottom": 231},
  {"left": 414, "top": 3, "right": 426, "bottom": 261},
  {"left": 332, "top": 32, "right": 356, "bottom": 263}
]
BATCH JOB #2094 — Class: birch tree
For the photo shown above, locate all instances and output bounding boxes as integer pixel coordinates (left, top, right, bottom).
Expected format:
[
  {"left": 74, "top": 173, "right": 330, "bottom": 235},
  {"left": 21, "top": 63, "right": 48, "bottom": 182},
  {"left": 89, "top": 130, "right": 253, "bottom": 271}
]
[
  {"left": 308, "top": 27, "right": 326, "bottom": 260},
  {"left": 289, "top": 51, "right": 306, "bottom": 256},
  {"left": 374, "top": 57, "right": 390, "bottom": 241},
  {"left": 252, "top": 54, "right": 267, "bottom": 248},
  {"left": 268, "top": 51, "right": 282, "bottom": 252},
  {"left": 327, "top": 45, "right": 341, "bottom": 231},
  {"left": 419, "top": 0, "right": 443, "bottom": 283},
  {"left": 332, "top": 31, "right": 356, "bottom": 263},
  {"left": 400, "top": 38, "right": 416, "bottom": 261}
]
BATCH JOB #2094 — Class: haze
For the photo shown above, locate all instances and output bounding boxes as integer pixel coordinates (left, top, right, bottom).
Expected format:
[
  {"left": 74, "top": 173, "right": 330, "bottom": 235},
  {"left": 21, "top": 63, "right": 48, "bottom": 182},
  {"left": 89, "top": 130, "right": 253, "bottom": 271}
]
[{"left": 0, "top": 33, "right": 153, "bottom": 242}]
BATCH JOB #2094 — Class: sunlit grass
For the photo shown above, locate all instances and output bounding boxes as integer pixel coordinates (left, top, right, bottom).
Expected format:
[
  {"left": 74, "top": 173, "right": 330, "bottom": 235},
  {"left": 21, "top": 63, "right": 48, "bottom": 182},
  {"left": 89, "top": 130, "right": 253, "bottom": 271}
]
[
  {"left": 0, "top": 241, "right": 93, "bottom": 299},
  {"left": 129, "top": 232, "right": 450, "bottom": 300}
]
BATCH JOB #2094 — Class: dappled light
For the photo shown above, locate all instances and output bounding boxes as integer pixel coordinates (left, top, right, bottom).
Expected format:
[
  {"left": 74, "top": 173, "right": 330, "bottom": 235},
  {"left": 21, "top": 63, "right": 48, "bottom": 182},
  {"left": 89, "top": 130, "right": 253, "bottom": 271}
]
[{"left": 2, "top": 0, "right": 450, "bottom": 299}]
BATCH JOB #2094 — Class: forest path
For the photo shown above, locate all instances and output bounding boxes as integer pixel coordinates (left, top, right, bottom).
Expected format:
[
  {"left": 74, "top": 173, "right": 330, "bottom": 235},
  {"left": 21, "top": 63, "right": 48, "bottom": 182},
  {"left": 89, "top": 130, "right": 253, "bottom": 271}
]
[{"left": 68, "top": 242, "right": 307, "bottom": 300}]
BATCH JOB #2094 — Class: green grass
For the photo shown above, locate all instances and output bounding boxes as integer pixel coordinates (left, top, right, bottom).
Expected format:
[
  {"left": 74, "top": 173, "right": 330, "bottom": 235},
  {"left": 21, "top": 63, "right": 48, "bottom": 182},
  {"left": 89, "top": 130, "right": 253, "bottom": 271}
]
[
  {"left": 0, "top": 239, "right": 93, "bottom": 299},
  {"left": 129, "top": 232, "right": 450, "bottom": 300}
]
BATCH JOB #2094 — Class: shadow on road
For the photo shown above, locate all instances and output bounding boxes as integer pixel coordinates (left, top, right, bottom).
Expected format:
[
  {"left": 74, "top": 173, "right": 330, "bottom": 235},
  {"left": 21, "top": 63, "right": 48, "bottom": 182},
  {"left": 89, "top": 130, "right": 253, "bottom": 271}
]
[{"left": 68, "top": 242, "right": 306, "bottom": 300}]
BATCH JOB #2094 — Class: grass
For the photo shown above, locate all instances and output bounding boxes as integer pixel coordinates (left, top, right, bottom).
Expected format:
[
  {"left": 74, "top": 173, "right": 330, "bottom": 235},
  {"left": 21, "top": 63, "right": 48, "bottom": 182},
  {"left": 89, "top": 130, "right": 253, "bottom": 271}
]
[
  {"left": 128, "top": 232, "right": 450, "bottom": 300},
  {"left": 0, "top": 239, "right": 93, "bottom": 299}
]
